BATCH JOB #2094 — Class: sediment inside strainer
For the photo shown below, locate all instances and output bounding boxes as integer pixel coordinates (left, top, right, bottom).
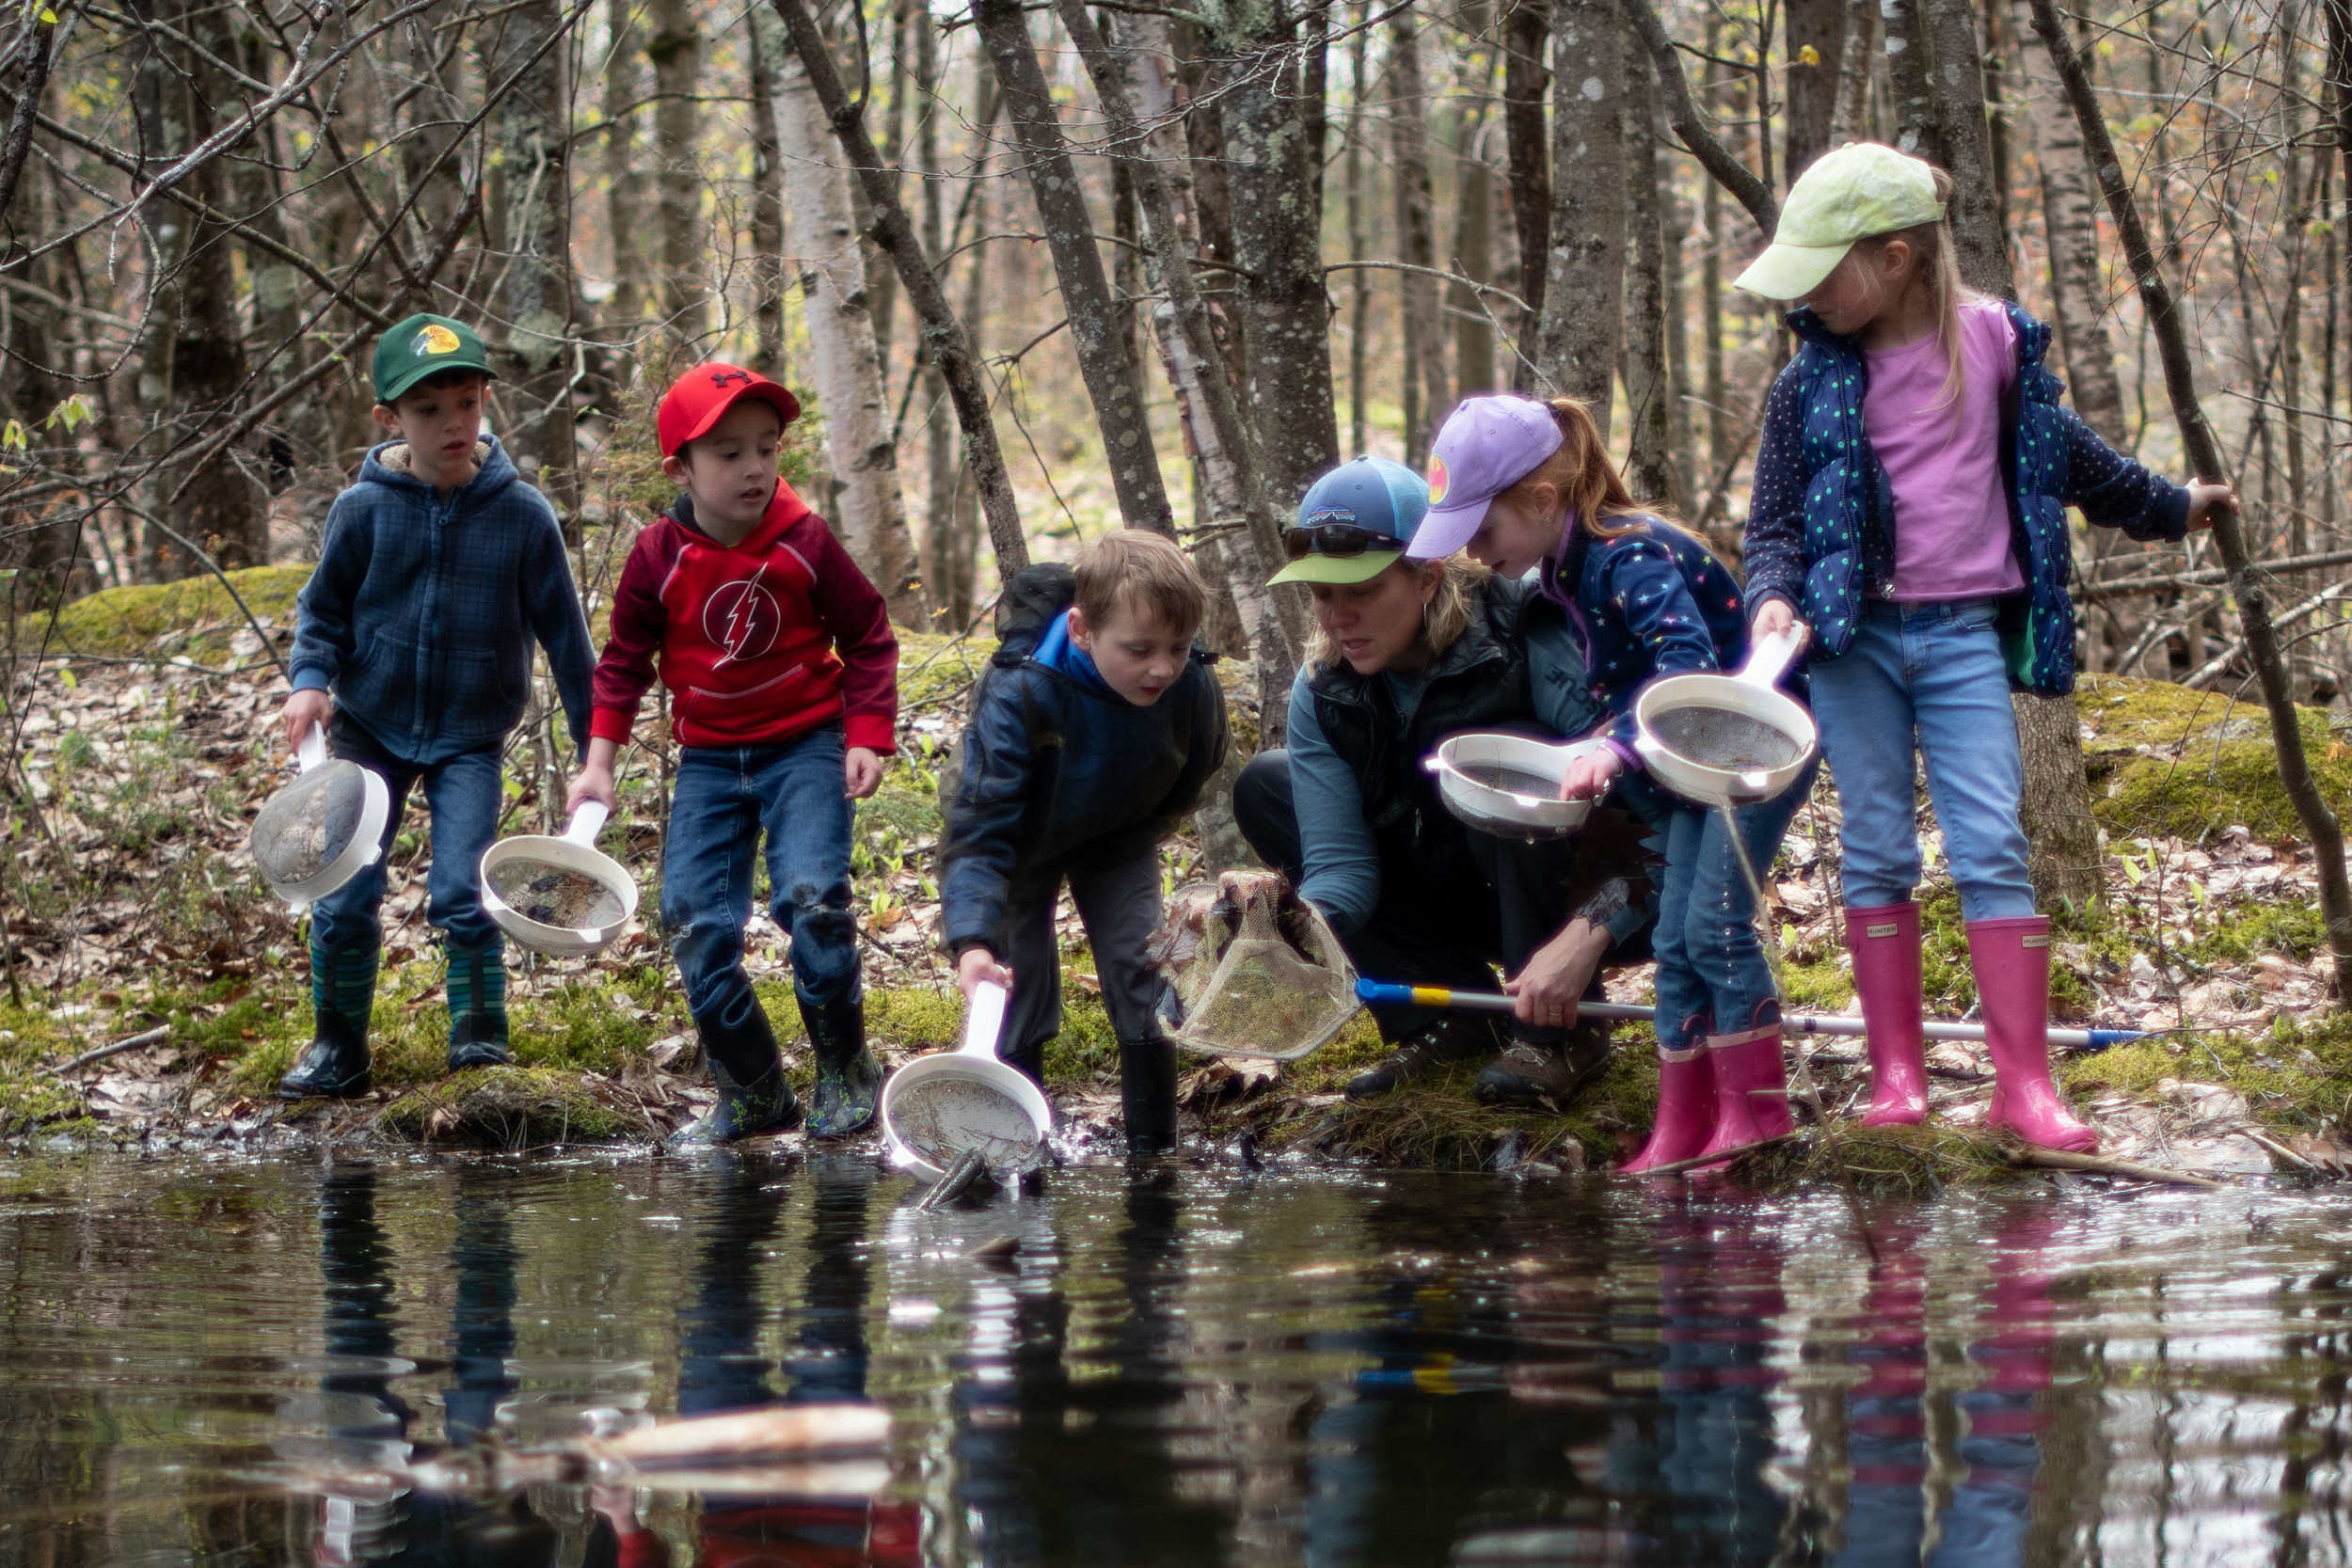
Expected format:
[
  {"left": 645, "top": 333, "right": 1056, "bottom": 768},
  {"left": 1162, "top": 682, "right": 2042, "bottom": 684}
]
[
  {"left": 1647, "top": 706, "right": 1804, "bottom": 772},
  {"left": 1451, "top": 761, "right": 1567, "bottom": 799},
  {"left": 487, "top": 859, "right": 628, "bottom": 929},
  {"left": 892, "top": 1076, "right": 1041, "bottom": 1171},
  {"left": 252, "top": 769, "right": 365, "bottom": 882}
]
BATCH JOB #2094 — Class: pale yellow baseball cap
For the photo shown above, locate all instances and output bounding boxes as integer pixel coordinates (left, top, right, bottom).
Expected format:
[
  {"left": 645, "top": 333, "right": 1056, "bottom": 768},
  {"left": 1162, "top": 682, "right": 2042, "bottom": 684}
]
[{"left": 1733, "top": 143, "right": 1946, "bottom": 301}]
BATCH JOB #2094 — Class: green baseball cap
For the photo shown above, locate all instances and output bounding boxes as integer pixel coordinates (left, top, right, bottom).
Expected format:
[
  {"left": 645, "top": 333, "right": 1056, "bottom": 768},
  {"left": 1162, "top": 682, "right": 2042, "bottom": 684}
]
[
  {"left": 373, "top": 312, "right": 497, "bottom": 404},
  {"left": 1732, "top": 143, "right": 1946, "bottom": 301}
]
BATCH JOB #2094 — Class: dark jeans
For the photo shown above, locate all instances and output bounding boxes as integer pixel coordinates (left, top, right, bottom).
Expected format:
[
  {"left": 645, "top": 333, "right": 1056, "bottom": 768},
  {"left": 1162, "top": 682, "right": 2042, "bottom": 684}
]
[
  {"left": 1234, "top": 751, "right": 1597, "bottom": 1044},
  {"left": 996, "top": 843, "right": 1164, "bottom": 1073},
  {"left": 661, "top": 725, "right": 860, "bottom": 1024},
  {"left": 310, "top": 711, "right": 502, "bottom": 953},
  {"left": 1648, "top": 760, "right": 1817, "bottom": 1052}
]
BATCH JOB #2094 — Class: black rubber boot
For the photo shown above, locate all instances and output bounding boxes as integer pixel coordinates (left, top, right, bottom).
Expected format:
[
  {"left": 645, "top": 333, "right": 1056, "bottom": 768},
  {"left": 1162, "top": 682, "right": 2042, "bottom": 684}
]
[
  {"left": 1343, "top": 1014, "right": 1506, "bottom": 1101},
  {"left": 802, "top": 991, "right": 882, "bottom": 1138},
  {"left": 1473, "top": 1020, "right": 1614, "bottom": 1109},
  {"left": 445, "top": 940, "right": 512, "bottom": 1070},
  {"left": 674, "top": 993, "right": 801, "bottom": 1145},
  {"left": 279, "top": 942, "right": 376, "bottom": 1100},
  {"left": 1120, "top": 1034, "right": 1180, "bottom": 1160}
]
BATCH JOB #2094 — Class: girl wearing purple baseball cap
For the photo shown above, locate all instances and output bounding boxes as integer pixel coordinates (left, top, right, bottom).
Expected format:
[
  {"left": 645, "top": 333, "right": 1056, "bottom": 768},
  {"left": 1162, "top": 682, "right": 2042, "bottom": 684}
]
[{"left": 1407, "top": 393, "right": 1816, "bottom": 1174}]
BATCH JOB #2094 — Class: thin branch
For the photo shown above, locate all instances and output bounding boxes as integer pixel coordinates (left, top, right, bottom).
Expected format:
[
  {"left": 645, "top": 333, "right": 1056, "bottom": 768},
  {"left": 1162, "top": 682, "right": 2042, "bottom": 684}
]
[{"left": 1614, "top": 0, "right": 1776, "bottom": 231}]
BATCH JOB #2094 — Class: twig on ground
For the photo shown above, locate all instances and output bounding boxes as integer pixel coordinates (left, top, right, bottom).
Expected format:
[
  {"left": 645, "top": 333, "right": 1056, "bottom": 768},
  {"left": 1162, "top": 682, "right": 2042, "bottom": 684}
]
[
  {"left": 2001, "top": 1145, "right": 2223, "bottom": 1189},
  {"left": 43, "top": 1024, "right": 169, "bottom": 1076}
]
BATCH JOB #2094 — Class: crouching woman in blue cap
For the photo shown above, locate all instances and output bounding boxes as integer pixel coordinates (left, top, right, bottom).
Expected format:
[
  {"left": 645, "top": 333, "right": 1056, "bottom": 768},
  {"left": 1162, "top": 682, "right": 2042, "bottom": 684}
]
[{"left": 1233, "top": 456, "right": 1658, "bottom": 1106}]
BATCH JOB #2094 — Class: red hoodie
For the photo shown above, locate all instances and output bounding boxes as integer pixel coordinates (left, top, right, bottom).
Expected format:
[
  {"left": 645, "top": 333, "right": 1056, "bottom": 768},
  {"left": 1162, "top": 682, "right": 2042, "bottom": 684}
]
[{"left": 589, "top": 481, "right": 899, "bottom": 752}]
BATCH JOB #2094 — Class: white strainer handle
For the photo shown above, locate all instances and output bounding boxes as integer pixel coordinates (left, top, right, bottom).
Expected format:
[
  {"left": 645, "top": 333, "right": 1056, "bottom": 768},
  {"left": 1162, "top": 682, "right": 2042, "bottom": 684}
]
[
  {"left": 565, "top": 800, "right": 610, "bottom": 845},
  {"left": 961, "top": 981, "right": 1009, "bottom": 1059},
  {"left": 295, "top": 723, "right": 327, "bottom": 772},
  {"left": 1739, "top": 625, "right": 1807, "bottom": 690}
]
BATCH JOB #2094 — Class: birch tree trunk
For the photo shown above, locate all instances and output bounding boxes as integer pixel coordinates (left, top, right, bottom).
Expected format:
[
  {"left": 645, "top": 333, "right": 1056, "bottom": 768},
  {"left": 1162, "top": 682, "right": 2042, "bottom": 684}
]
[
  {"left": 1881, "top": 0, "right": 1940, "bottom": 159},
  {"left": 1502, "top": 0, "right": 1552, "bottom": 383},
  {"left": 1391, "top": 11, "right": 1446, "bottom": 463},
  {"left": 648, "top": 0, "right": 707, "bottom": 341},
  {"left": 971, "top": 0, "right": 1173, "bottom": 535},
  {"left": 768, "top": 0, "right": 1025, "bottom": 581},
  {"left": 2007, "top": 0, "right": 2122, "bottom": 445},
  {"left": 1916, "top": 0, "right": 2006, "bottom": 291},
  {"left": 1062, "top": 1, "right": 1306, "bottom": 738},
  {"left": 918, "top": 3, "right": 972, "bottom": 628},
  {"left": 1347, "top": 3, "right": 1374, "bottom": 450},
  {"left": 1534, "top": 0, "right": 1626, "bottom": 425},
  {"left": 1451, "top": 3, "right": 1499, "bottom": 397},
  {"left": 1216, "top": 0, "right": 1341, "bottom": 508},
  {"left": 772, "top": 20, "right": 925, "bottom": 621},
  {"left": 1784, "top": 0, "right": 1846, "bottom": 178}
]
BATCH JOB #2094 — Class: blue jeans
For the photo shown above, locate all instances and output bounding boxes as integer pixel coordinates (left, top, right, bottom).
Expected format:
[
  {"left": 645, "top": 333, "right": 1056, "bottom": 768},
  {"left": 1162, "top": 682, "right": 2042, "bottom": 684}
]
[
  {"left": 1807, "top": 600, "right": 2035, "bottom": 921},
  {"left": 661, "top": 725, "right": 859, "bottom": 1024},
  {"left": 1648, "top": 762, "right": 1815, "bottom": 1052},
  {"left": 310, "top": 712, "right": 502, "bottom": 953}
]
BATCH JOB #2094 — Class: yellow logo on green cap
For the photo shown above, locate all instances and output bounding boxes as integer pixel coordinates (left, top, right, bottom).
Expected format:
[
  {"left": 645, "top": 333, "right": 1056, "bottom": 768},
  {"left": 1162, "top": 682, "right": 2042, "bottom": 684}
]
[{"left": 414, "top": 323, "right": 462, "bottom": 356}]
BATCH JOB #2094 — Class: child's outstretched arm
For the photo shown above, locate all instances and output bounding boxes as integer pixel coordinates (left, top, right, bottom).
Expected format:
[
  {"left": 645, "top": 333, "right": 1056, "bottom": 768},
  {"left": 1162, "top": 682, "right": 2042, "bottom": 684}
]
[
  {"left": 1738, "top": 371, "right": 1813, "bottom": 617},
  {"left": 284, "top": 493, "right": 371, "bottom": 749},
  {"left": 804, "top": 526, "right": 899, "bottom": 782},
  {"left": 938, "top": 673, "right": 1036, "bottom": 987},
  {"left": 520, "top": 497, "right": 599, "bottom": 757},
  {"left": 2058, "top": 404, "right": 2204, "bottom": 541}
]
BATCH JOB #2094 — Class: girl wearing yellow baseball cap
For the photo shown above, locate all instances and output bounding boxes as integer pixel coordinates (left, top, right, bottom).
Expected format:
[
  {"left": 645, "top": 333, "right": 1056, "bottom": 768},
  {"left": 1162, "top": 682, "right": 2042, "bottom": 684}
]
[{"left": 1736, "top": 143, "right": 2236, "bottom": 1152}]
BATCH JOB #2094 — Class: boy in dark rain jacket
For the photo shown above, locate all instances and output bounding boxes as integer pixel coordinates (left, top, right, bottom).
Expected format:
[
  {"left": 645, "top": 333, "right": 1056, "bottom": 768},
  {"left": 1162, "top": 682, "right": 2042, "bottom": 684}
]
[{"left": 939, "top": 531, "right": 1230, "bottom": 1159}]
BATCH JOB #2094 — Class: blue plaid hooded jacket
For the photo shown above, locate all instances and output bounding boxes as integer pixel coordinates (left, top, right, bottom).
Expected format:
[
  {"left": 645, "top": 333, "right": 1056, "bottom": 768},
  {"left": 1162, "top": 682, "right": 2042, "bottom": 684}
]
[
  {"left": 1741, "top": 301, "right": 2189, "bottom": 695},
  {"left": 290, "top": 436, "right": 596, "bottom": 763}
]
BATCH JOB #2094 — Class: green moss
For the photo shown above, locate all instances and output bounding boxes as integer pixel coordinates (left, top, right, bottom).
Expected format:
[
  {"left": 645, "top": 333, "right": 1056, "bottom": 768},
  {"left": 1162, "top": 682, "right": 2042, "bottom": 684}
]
[
  {"left": 0, "top": 1006, "right": 97, "bottom": 1132},
  {"left": 30, "top": 565, "right": 310, "bottom": 659},
  {"left": 1742, "top": 1121, "right": 2017, "bottom": 1196},
  {"left": 2061, "top": 1010, "right": 2352, "bottom": 1131},
  {"left": 376, "top": 1066, "right": 651, "bottom": 1147},
  {"left": 2079, "top": 674, "right": 2352, "bottom": 843}
]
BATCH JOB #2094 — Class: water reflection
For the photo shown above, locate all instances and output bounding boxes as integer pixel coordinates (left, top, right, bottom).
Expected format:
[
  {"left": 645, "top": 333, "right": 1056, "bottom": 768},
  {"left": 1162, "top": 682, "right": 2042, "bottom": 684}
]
[
  {"left": 6, "top": 1160, "right": 2352, "bottom": 1568},
  {"left": 291, "top": 1163, "right": 558, "bottom": 1567}
]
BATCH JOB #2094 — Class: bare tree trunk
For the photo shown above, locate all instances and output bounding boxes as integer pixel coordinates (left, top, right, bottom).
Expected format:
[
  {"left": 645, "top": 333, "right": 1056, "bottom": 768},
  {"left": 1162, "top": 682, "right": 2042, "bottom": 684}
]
[
  {"left": 1391, "top": 10, "right": 1445, "bottom": 463},
  {"left": 1785, "top": 0, "right": 1846, "bottom": 179},
  {"left": 918, "top": 4, "right": 971, "bottom": 628},
  {"left": 1062, "top": 1, "right": 1306, "bottom": 736},
  {"left": 1452, "top": 0, "right": 1499, "bottom": 399},
  {"left": 1620, "top": 33, "right": 1677, "bottom": 507},
  {"left": 1881, "top": 0, "right": 1939, "bottom": 159},
  {"left": 647, "top": 0, "right": 707, "bottom": 341},
  {"left": 772, "top": 10, "right": 924, "bottom": 621},
  {"left": 1502, "top": 0, "right": 1551, "bottom": 381},
  {"left": 2007, "top": 0, "right": 2122, "bottom": 444},
  {"left": 1830, "top": 0, "right": 1879, "bottom": 142},
  {"left": 866, "top": 0, "right": 910, "bottom": 375},
  {"left": 748, "top": 3, "right": 790, "bottom": 379},
  {"left": 481, "top": 0, "right": 580, "bottom": 519},
  {"left": 1216, "top": 0, "right": 1342, "bottom": 508},
  {"left": 1534, "top": 0, "right": 1626, "bottom": 426},
  {"left": 971, "top": 0, "right": 1172, "bottom": 534},
  {"left": 1660, "top": 124, "right": 1697, "bottom": 511},
  {"left": 602, "top": 0, "right": 647, "bottom": 340},
  {"left": 768, "top": 0, "right": 1025, "bottom": 578},
  {"left": 2031, "top": 0, "right": 2352, "bottom": 998}
]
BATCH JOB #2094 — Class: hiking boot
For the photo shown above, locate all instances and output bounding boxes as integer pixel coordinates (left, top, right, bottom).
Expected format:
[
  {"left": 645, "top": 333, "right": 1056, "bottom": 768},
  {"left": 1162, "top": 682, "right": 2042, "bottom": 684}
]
[
  {"left": 1343, "top": 1014, "right": 1505, "bottom": 1101},
  {"left": 445, "top": 940, "right": 511, "bottom": 1070},
  {"left": 279, "top": 942, "right": 376, "bottom": 1100},
  {"left": 674, "top": 993, "right": 802, "bottom": 1145},
  {"left": 802, "top": 991, "right": 882, "bottom": 1138},
  {"left": 1473, "top": 1021, "right": 1614, "bottom": 1108}
]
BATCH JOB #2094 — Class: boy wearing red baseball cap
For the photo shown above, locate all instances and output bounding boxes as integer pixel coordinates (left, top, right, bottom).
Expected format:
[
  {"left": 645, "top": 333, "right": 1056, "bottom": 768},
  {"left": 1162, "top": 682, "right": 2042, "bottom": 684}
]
[{"left": 569, "top": 364, "right": 900, "bottom": 1143}]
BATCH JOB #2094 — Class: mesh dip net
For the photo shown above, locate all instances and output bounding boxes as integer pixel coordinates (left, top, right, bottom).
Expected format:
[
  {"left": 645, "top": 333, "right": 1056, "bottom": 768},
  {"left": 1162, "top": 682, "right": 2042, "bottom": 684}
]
[{"left": 1157, "top": 879, "right": 1359, "bottom": 1062}]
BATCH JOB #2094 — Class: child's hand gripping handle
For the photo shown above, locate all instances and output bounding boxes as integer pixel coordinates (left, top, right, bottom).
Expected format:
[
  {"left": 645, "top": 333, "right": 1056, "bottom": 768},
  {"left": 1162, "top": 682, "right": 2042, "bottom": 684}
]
[
  {"left": 564, "top": 800, "right": 611, "bottom": 846},
  {"left": 1736, "top": 623, "right": 1808, "bottom": 691}
]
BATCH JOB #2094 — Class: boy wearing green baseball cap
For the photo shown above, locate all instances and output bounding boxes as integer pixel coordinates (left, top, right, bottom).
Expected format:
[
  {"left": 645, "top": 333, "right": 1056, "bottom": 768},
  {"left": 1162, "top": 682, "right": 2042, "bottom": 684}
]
[{"left": 274, "top": 311, "right": 597, "bottom": 1101}]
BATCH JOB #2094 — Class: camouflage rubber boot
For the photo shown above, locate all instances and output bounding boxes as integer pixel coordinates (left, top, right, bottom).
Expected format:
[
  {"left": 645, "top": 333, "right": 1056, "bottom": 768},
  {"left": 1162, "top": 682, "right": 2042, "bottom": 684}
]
[
  {"left": 674, "top": 992, "right": 801, "bottom": 1145},
  {"left": 1473, "top": 1020, "right": 1614, "bottom": 1109},
  {"left": 279, "top": 941, "right": 377, "bottom": 1100},
  {"left": 802, "top": 991, "right": 882, "bottom": 1138}
]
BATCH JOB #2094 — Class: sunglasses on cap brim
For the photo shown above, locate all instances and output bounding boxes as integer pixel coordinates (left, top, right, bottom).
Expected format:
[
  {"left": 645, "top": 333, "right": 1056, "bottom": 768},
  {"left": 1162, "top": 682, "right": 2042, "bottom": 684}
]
[{"left": 1282, "top": 522, "right": 1405, "bottom": 562}]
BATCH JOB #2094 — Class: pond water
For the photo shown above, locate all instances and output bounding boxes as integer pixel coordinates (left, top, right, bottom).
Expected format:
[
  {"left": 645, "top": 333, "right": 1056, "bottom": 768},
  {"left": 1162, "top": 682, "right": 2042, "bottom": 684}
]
[{"left": 3, "top": 1152, "right": 2350, "bottom": 1566}]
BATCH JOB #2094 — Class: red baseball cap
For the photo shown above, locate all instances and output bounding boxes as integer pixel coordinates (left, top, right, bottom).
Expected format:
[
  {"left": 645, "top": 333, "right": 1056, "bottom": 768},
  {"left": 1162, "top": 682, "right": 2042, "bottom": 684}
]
[{"left": 657, "top": 363, "right": 803, "bottom": 457}]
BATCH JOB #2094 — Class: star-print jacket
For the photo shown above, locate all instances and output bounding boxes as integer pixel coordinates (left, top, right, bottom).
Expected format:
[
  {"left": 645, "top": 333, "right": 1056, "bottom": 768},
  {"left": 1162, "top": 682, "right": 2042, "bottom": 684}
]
[
  {"left": 1741, "top": 301, "right": 2189, "bottom": 696},
  {"left": 1534, "top": 515, "right": 1759, "bottom": 767},
  {"left": 587, "top": 480, "right": 898, "bottom": 752}
]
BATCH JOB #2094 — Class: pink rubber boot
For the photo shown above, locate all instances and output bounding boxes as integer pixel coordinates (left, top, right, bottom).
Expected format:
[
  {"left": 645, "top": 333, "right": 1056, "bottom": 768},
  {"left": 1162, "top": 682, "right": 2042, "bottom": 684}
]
[
  {"left": 1848, "top": 901, "right": 1929, "bottom": 1127},
  {"left": 1621, "top": 1043, "right": 1717, "bottom": 1173},
  {"left": 1970, "top": 915, "right": 2098, "bottom": 1153},
  {"left": 1694, "top": 1023, "right": 1794, "bottom": 1162}
]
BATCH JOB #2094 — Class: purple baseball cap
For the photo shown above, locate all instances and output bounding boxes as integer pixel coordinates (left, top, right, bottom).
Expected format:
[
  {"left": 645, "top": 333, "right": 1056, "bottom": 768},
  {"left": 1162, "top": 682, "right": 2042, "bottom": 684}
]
[{"left": 1406, "top": 395, "right": 1565, "bottom": 560}]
